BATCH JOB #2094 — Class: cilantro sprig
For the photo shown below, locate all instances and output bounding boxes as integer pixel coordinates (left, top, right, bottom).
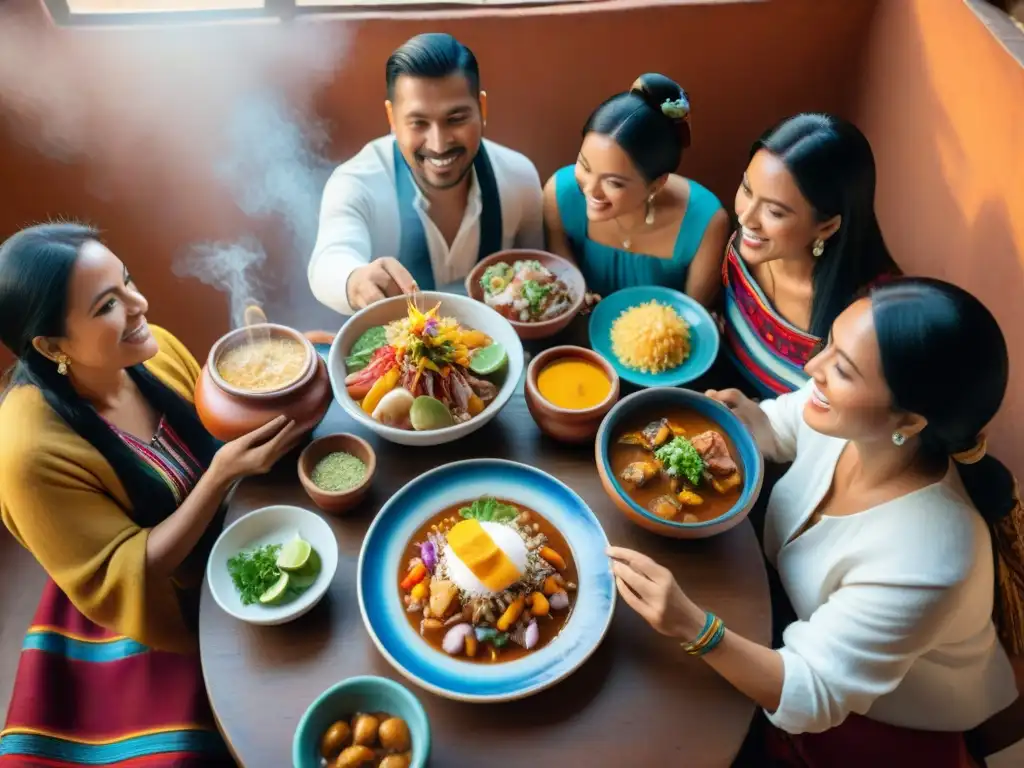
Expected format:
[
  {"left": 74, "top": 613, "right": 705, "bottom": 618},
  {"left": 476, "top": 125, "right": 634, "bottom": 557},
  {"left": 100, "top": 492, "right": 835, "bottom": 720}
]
[
  {"left": 654, "top": 436, "right": 706, "bottom": 486},
  {"left": 227, "top": 544, "right": 282, "bottom": 606},
  {"left": 459, "top": 497, "right": 520, "bottom": 523}
]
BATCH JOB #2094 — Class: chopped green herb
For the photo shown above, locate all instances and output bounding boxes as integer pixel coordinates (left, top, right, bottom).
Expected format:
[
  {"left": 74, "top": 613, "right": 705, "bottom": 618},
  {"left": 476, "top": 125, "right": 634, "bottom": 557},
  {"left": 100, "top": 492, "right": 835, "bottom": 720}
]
[
  {"left": 227, "top": 544, "right": 283, "bottom": 606},
  {"left": 654, "top": 436, "right": 706, "bottom": 486},
  {"left": 492, "top": 632, "right": 510, "bottom": 648},
  {"left": 458, "top": 497, "right": 519, "bottom": 523},
  {"left": 520, "top": 279, "right": 552, "bottom": 313},
  {"left": 345, "top": 326, "right": 388, "bottom": 371},
  {"left": 480, "top": 262, "right": 514, "bottom": 295}
]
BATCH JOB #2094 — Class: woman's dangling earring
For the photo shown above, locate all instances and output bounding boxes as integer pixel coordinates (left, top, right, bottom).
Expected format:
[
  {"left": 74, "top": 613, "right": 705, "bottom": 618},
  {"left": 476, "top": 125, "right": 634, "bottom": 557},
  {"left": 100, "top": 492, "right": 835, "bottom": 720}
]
[
  {"left": 645, "top": 194, "right": 656, "bottom": 226},
  {"left": 892, "top": 431, "right": 905, "bottom": 447},
  {"left": 56, "top": 354, "right": 70, "bottom": 376},
  {"left": 812, "top": 239, "right": 825, "bottom": 258}
]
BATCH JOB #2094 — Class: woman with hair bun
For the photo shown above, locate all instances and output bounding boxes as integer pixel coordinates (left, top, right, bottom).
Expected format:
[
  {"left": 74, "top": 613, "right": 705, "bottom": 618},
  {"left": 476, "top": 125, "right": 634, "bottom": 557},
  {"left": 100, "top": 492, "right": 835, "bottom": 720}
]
[
  {"left": 610, "top": 277, "right": 1020, "bottom": 765},
  {"left": 543, "top": 73, "right": 729, "bottom": 306}
]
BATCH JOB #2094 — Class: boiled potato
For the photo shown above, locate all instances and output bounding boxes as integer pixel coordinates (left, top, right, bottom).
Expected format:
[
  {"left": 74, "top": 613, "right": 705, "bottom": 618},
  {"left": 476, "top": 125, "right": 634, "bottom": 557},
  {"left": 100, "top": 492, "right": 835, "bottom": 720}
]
[
  {"left": 333, "top": 744, "right": 375, "bottom": 768},
  {"left": 319, "top": 720, "right": 351, "bottom": 759},
  {"left": 351, "top": 713, "right": 380, "bottom": 747},
  {"left": 379, "top": 754, "right": 412, "bottom": 768},
  {"left": 378, "top": 717, "right": 411, "bottom": 752}
]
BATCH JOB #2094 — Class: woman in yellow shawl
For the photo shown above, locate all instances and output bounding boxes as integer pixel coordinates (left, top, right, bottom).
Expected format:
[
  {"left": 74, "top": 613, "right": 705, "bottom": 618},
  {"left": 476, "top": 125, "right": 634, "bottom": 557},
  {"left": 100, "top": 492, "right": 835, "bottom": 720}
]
[{"left": 0, "top": 223, "right": 299, "bottom": 766}]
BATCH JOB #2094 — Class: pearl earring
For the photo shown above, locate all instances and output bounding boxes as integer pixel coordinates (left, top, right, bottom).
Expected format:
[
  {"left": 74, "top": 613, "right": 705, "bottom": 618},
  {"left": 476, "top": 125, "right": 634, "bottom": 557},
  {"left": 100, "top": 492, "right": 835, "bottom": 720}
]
[
  {"left": 892, "top": 431, "right": 906, "bottom": 446},
  {"left": 645, "top": 194, "right": 656, "bottom": 226},
  {"left": 812, "top": 239, "right": 825, "bottom": 258},
  {"left": 56, "top": 354, "right": 70, "bottom": 376}
]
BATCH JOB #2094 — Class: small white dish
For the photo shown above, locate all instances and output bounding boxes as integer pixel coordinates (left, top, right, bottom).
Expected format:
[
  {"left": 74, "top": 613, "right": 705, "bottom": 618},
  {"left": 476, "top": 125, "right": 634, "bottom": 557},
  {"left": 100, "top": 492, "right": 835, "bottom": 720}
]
[{"left": 206, "top": 504, "right": 338, "bottom": 626}]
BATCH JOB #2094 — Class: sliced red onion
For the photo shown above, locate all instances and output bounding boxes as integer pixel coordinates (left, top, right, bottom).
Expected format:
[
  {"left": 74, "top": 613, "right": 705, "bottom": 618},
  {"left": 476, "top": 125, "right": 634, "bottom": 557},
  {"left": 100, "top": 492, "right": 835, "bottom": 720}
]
[
  {"left": 419, "top": 541, "right": 437, "bottom": 573},
  {"left": 442, "top": 623, "right": 474, "bottom": 655},
  {"left": 549, "top": 591, "right": 570, "bottom": 611},
  {"left": 524, "top": 620, "right": 539, "bottom": 650}
]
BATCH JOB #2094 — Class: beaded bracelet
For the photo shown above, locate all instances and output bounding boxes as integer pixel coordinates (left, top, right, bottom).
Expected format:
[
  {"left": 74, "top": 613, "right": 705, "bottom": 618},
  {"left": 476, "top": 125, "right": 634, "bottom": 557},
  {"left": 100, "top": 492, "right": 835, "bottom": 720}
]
[{"left": 681, "top": 611, "right": 726, "bottom": 657}]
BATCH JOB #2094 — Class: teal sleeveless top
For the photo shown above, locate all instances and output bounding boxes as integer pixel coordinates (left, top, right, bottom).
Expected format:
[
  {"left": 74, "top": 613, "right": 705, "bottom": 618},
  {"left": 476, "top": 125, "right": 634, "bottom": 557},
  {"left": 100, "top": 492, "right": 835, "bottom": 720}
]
[{"left": 553, "top": 164, "right": 722, "bottom": 297}]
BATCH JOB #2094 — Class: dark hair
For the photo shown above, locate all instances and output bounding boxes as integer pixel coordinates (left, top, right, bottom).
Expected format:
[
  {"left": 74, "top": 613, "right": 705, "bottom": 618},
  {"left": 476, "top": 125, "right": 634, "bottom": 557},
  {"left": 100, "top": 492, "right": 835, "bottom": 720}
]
[
  {"left": 385, "top": 33, "right": 480, "bottom": 101},
  {"left": 0, "top": 222, "right": 219, "bottom": 528},
  {"left": 582, "top": 73, "right": 692, "bottom": 183},
  {"left": 756, "top": 113, "right": 900, "bottom": 338},
  {"left": 871, "top": 277, "right": 1022, "bottom": 650}
]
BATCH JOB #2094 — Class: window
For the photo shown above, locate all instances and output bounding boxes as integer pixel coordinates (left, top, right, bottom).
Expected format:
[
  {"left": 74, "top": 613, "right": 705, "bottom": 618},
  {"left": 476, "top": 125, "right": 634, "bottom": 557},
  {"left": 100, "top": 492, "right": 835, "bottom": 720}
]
[{"left": 48, "top": 0, "right": 595, "bottom": 25}]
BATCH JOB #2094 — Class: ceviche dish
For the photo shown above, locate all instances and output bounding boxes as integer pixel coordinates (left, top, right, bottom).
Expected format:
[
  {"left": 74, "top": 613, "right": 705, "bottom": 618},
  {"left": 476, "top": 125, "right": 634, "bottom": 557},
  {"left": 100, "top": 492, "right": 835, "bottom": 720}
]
[
  {"left": 479, "top": 259, "right": 574, "bottom": 323},
  {"left": 398, "top": 497, "right": 577, "bottom": 663},
  {"left": 610, "top": 411, "right": 744, "bottom": 523},
  {"left": 343, "top": 301, "right": 508, "bottom": 432}
]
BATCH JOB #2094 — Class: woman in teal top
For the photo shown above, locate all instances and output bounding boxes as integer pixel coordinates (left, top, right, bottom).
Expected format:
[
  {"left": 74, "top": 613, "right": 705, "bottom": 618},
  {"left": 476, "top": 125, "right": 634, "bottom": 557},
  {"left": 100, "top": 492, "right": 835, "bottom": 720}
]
[{"left": 543, "top": 73, "right": 729, "bottom": 306}]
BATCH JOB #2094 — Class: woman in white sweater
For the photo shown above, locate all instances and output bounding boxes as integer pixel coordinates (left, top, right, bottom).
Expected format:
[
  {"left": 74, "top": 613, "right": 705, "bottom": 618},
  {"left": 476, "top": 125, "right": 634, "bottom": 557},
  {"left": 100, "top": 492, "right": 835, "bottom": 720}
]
[{"left": 609, "top": 277, "right": 1022, "bottom": 766}]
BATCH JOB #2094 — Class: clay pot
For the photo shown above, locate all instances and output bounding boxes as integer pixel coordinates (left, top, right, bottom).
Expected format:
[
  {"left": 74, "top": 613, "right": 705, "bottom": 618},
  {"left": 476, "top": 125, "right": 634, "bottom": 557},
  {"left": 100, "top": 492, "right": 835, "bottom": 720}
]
[
  {"left": 297, "top": 433, "right": 376, "bottom": 515},
  {"left": 465, "top": 250, "right": 586, "bottom": 341},
  {"left": 194, "top": 323, "right": 333, "bottom": 442},
  {"left": 525, "top": 346, "right": 620, "bottom": 444}
]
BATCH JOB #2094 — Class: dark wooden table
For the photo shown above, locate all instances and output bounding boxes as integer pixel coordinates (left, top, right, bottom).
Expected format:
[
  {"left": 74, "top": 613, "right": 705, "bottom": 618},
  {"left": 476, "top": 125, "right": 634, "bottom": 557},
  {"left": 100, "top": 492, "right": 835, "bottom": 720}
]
[{"left": 198, "top": 314, "right": 772, "bottom": 768}]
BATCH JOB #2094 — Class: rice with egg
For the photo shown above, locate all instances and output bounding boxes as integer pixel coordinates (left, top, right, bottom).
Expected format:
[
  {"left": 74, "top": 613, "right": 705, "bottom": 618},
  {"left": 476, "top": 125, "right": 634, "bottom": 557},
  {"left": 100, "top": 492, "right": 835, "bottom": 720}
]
[{"left": 610, "top": 300, "right": 690, "bottom": 373}]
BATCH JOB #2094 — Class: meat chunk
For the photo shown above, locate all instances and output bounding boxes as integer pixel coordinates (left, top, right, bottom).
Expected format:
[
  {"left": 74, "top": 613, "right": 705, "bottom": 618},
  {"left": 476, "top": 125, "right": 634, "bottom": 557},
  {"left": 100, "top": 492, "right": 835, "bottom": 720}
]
[
  {"left": 649, "top": 494, "right": 681, "bottom": 520},
  {"left": 462, "top": 372, "right": 499, "bottom": 403},
  {"left": 689, "top": 430, "right": 739, "bottom": 476},
  {"left": 642, "top": 419, "right": 673, "bottom": 450},
  {"left": 620, "top": 461, "right": 659, "bottom": 487}
]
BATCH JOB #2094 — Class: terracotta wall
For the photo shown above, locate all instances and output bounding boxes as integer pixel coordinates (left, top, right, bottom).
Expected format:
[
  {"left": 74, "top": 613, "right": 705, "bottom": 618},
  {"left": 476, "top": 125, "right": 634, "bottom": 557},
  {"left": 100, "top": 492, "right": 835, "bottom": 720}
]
[
  {"left": 853, "top": 0, "right": 1024, "bottom": 476},
  {"left": 0, "top": 0, "right": 876, "bottom": 362}
]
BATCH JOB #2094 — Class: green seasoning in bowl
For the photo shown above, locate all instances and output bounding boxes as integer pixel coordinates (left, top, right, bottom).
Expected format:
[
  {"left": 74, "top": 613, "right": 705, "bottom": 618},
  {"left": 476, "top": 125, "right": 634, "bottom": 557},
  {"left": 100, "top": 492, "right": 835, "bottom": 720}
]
[{"left": 311, "top": 451, "right": 367, "bottom": 493}]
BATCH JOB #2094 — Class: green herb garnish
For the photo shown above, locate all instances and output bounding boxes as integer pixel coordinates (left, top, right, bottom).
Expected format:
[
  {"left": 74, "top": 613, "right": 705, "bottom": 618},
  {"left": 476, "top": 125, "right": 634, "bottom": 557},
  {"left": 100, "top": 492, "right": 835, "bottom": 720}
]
[
  {"left": 345, "top": 326, "right": 388, "bottom": 371},
  {"left": 227, "top": 544, "right": 282, "bottom": 606},
  {"left": 458, "top": 497, "right": 519, "bottom": 523},
  {"left": 520, "top": 279, "right": 552, "bottom": 313},
  {"left": 654, "top": 436, "right": 706, "bottom": 486}
]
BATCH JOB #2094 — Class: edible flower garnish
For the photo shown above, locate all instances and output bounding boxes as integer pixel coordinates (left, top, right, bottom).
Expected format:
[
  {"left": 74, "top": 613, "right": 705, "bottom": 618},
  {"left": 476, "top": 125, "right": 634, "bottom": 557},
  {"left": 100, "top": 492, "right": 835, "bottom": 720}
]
[{"left": 386, "top": 300, "right": 490, "bottom": 370}]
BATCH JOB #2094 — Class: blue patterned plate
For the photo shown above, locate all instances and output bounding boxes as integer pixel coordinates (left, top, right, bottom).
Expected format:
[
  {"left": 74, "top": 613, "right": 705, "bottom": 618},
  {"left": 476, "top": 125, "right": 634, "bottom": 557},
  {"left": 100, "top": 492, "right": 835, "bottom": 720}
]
[
  {"left": 588, "top": 285, "right": 719, "bottom": 388},
  {"left": 358, "top": 459, "right": 616, "bottom": 702}
]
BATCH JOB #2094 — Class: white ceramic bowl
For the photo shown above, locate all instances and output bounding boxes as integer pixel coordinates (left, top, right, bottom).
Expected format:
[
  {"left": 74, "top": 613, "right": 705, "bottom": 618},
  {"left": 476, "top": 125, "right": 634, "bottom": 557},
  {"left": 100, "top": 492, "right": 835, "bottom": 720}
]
[
  {"left": 327, "top": 291, "right": 525, "bottom": 447},
  {"left": 206, "top": 505, "right": 339, "bottom": 626}
]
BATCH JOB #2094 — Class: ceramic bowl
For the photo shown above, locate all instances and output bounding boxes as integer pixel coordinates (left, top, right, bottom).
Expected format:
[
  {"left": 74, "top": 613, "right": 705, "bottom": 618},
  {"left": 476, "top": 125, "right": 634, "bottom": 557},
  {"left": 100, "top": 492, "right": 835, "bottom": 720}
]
[
  {"left": 292, "top": 675, "right": 430, "bottom": 768},
  {"left": 465, "top": 249, "right": 586, "bottom": 340},
  {"left": 595, "top": 388, "right": 764, "bottom": 539},
  {"left": 195, "top": 323, "right": 332, "bottom": 442},
  {"left": 206, "top": 504, "right": 339, "bottom": 625},
  {"left": 358, "top": 459, "right": 616, "bottom": 702},
  {"left": 327, "top": 291, "right": 525, "bottom": 447},
  {"left": 524, "top": 346, "right": 620, "bottom": 444},
  {"left": 298, "top": 433, "right": 376, "bottom": 516},
  {"left": 588, "top": 285, "right": 720, "bottom": 389}
]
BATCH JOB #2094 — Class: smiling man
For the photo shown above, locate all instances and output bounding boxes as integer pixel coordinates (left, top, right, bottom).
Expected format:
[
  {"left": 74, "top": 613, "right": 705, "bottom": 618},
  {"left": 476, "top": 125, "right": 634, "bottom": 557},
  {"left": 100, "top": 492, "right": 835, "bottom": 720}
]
[{"left": 308, "top": 33, "right": 544, "bottom": 315}]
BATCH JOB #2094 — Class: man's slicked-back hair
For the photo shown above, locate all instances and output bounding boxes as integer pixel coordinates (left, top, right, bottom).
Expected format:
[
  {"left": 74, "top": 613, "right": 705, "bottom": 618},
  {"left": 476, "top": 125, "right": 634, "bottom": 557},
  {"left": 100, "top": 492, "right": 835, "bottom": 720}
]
[{"left": 385, "top": 33, "right": 480, "bottom": 100}]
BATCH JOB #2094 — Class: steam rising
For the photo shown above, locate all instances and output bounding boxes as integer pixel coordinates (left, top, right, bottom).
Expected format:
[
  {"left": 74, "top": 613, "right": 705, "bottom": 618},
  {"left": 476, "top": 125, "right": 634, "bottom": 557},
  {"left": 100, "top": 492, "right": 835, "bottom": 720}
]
[{"left": 0, "top": 9, "right": 347, "bottom": 329}]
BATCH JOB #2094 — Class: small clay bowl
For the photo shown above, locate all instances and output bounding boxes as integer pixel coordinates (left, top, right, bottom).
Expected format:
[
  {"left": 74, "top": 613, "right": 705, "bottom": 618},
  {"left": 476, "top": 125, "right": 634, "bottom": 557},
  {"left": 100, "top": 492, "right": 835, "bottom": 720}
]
[
  {"left": 465, "top": 249, "right": 586, "bottom": 341},
  {"left": 525, "top": 346, "right": 620, "bottom": 444},
  {"left": 298, "top": 433, "right": 376, "bottom": 515}
]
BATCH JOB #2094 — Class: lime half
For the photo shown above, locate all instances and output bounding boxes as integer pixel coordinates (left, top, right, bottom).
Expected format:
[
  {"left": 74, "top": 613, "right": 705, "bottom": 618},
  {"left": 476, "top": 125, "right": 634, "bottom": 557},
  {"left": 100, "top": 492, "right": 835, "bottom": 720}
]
[
  {"left": 258, "top": 572, "right": 290, "bottom": 605},
  {"left": 277, "top": 538, "right": 312, "bottom": 571},
  {"left": 469, "top": 343, "right": 507, "bottom": 376},
  {"left": 409, "top": 396, "right": 454, "bottom": 431},
  {"left": 289, "top": 549, "right": 322, "bottom": 589}
]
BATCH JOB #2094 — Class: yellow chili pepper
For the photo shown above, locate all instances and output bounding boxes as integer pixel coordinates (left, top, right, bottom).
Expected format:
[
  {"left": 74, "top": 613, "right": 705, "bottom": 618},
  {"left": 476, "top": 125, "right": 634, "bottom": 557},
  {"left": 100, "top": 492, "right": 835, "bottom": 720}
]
[
  {"left": 361, "top": 366, "right": 400, "bottom": 414},
  {"left": 410, "top": 582, "right": 428, "bottom": 603}
]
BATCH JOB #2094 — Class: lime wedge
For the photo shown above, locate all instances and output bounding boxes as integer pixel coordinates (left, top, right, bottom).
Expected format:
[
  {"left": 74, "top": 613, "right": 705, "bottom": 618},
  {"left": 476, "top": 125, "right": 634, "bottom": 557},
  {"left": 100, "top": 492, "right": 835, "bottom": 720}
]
[
  {"left": 409, "top": 396, "right": 455, "bottom": 431},
  {"left": 277, "top": 538, "right": 312, "bottom": 571},
  {"left": 469, "top": 343, "right": 507, "bottom": 376},
  {"left": 258, "top": 572, "right": 290, "bottom": 605},
  {"left": 289, "top": 549, "right": 322, "bottom": 589}
]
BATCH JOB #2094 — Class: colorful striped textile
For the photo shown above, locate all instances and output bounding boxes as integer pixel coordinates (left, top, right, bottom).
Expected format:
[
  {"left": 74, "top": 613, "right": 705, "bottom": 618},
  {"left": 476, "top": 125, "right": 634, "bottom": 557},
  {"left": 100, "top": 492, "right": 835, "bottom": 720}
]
[
  {"left": 721, "top": 237, "right": 820, "bottom": 398},
  {"left": 1, "top": 416, "right": 232, "bottom": 767}
]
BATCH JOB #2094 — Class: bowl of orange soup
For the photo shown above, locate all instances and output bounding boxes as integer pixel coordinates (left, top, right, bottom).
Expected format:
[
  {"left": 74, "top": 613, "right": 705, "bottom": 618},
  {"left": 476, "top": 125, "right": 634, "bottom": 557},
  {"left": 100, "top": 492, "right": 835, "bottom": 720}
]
[{"left": 525, "top": 346, "right": 619, "bottom": 444}]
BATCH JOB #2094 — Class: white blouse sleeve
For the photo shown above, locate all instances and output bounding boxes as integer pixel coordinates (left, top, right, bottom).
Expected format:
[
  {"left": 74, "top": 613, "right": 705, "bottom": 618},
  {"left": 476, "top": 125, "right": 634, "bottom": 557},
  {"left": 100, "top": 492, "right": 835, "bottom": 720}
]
[
  {"left": 767, "top": 576, "right": 963, "bottom": 734},
  {"left": 757, "top": 381, "right": 812, "bottom": 463}
]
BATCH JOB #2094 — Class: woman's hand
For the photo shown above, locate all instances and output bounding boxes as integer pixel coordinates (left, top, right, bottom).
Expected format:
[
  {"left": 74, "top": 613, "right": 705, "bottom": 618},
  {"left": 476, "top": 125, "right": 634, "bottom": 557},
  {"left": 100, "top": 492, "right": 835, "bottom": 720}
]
[
  {"left": 705, "top": 388, "right": 777, "bottom": 456},
  {"left": 209, "top": 415, "right": 302, "bottom": 486},
  {"left": 607, "top": 546, "right": 706, "bottom": 641}
]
